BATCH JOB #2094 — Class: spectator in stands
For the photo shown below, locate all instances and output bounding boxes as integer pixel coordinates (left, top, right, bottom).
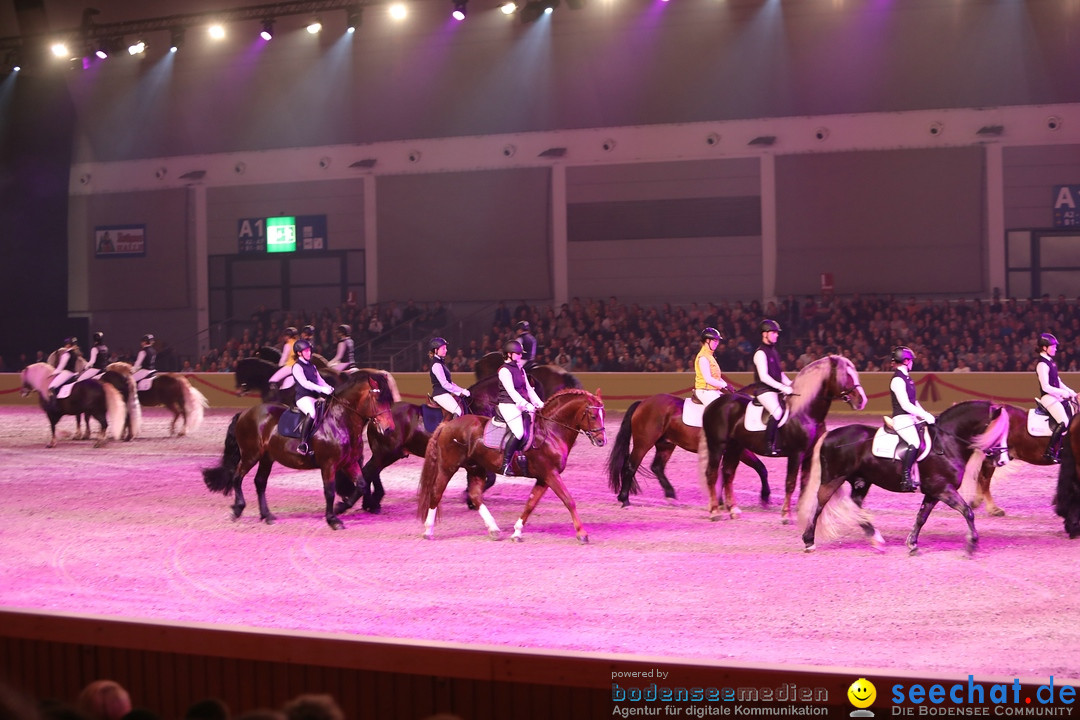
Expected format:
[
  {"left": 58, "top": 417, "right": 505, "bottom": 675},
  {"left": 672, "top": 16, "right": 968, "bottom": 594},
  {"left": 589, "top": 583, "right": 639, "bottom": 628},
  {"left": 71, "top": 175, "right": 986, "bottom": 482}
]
[
  {"left": 183, "top": 698, "right": 230, "bottom": 720},
  {"left": 76, "top": 680, "right": 131, "bottom": 720},
  {"left": 281, "top": 694, "right": 344, "bottom": 720}
]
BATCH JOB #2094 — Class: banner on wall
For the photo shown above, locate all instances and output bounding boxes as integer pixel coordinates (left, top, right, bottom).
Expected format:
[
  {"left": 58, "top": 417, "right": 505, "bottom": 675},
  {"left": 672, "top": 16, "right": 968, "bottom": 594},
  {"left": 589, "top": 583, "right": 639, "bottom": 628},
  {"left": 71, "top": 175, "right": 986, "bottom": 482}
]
[
  {"left": 94, "top": 225, "right": 146, "bottom": 257},
  {"left": 1052, "top": 185, "right": 1080, "bottom": 228}
]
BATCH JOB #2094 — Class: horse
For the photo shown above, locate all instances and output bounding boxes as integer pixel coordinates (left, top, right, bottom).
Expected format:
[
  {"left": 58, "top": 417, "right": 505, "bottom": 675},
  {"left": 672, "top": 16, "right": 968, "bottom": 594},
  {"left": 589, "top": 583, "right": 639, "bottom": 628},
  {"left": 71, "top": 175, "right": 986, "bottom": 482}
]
[
  {"left": 473, "top": 351, "right": 582, "bottom": 400},
  {"left": 466, "top": 369, "right": 581, "bottom": 417},
  {"left": 797, "top": 400, "right": 1011, "bottom": 556},
  {"left": 201, "top": 369, "right": 397, "bottom": 530},
  {"left": 605, "top": 391, "right": 769, "bottom": 508},
  {"left": 234, "top": 354, "right": 338, "bottom": 404},
  {"left": 107, "top": 362, "right": 207, "bottom": 436},
  {"left": 698, "top": 355, "right": 868, "bottom": 522},
  {"left": 417, "top": 388, "right": 606, "bottom": 543},
  {"left": 95, "top": 368, "right": 141, "bottom": 440},
  {"left": 19, "top": 363, "right": 125, "bottom": 448},
  {"left": 969, "top": 401, "right": 1071, "bottom": 517},
  {"left": 1052, "top": 414, "right": 1080, "bottom": 539}
]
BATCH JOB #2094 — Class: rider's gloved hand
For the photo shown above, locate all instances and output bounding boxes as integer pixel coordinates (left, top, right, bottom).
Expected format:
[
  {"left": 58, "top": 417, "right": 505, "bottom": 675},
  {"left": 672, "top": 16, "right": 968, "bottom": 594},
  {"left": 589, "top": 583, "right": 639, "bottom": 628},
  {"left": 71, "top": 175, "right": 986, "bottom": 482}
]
[
  {"left": 781, "top": 386, "right": 794, "bottom": 396},
  {"left": 461, "top": 389, "right": 471, "bottom": 398},
  {"left": 923, "top": 413, "right": 936, "bottom": 425}
]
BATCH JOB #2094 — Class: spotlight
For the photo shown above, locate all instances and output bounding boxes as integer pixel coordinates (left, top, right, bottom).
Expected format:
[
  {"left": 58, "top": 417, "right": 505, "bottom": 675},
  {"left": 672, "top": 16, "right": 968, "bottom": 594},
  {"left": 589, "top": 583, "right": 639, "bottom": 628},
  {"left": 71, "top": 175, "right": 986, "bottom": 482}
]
[
  {"left": 389, "top": 4, "right": 408, "bottom": 20},
  {"left": 208, "top": 24, "right": 226, "bottom": 40},
  {"left": 500, "top": 1, "right": 517, "bottom": 13},
  {"left": 452, "top": 0, "right": 467, "bottom": 20},
  {"left": 94, "top": 40, "right": 109, "bottom": 60},
  {"left": 51, "top": 42, "right": 70, "bottom": 58},
  {"left": 3, "top": 49, "right": 20, "bottom": 73},
  {"left": 127, "top": 39, "right": 146, "bottom": 55},
  {"left": 169, "top": 27, "right": 185, "bottom": 52},
  {"left": 306, "top": 18, "right": 322, "bottom": 33},
  {"left": 260, "top": 19, "right": 274, "bottom": 41},
  {"left": 543, "top": 0, "right": 559, "bottom": 13},
  {"left": 346, "top": 6, "right": 362, "bottom": 32}
]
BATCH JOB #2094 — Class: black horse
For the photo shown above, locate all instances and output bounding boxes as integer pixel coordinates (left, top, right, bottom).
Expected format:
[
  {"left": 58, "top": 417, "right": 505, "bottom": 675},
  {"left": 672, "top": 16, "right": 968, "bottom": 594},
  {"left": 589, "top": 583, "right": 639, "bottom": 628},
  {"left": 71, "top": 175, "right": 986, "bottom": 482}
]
[
  {"left": 798, "top": 400, "right": 1011, "bottom": 556},
  {"left": 1053, "top": 414, "right": 1080, "bottom": 539},
  {"left": 234, "top": 354, "right": 339, "bottom": 404}
]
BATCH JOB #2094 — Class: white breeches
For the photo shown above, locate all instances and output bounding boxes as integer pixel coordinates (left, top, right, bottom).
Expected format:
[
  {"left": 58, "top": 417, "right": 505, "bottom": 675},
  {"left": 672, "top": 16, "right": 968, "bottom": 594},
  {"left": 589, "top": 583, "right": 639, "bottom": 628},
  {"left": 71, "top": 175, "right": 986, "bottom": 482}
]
[
  {"left": 77, "top": 368, "right": 102, "bottom": 383},
  {"left": 132, "top": 369, "right": 153, "bottom": 384},
  {"left": 499, "top": 403, "right": 525, "bottom": 438},
  {"left": 434, "top": 393, "right": 463, "bottom": 417},
  {"left": 1040, "top": 393, "right": 1073, "bottom": 426},
  {"left": 694, "top": 389, "right": 722, "bottom": 406},
  {"left": 759, "top": 391, "right": 783, "bottom": 419},
  {"left": 891, "top": 415, "right": 923, "bottom": 447},
  {"left": 269, "top": 365, "right": 293, "bottom": 383},
  {"left": 331, "top": 361, "right": 351, "bottom": 372},
  {"left": 296, "top": 395, "right": 318, "bottom": 418},
  {"left": 48, "top": 370, "right": 74, "bottom": 390}
]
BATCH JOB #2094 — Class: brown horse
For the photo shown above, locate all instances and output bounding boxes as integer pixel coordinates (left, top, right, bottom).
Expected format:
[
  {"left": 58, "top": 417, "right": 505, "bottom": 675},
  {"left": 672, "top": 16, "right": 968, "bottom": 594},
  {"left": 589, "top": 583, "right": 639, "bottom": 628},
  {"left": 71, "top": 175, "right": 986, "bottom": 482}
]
[
  {"left": 473, "top": 351, "right": 581, "bottom": 400},
  {"left": 201, "top": 370, "right": 396, "bottom": 529},
  {"left": 606, "top": 391, "right": 769, "bottom": 507},
  {"left": 698, "top": 355, "right": 867, "bottom": 522},
  {"left": 417, "top": 388, "right": 606, "bottom": 543},
  {"left": 108, "top": 362, "right": 207, "bottom": 436},
  {"left": 19, "top": 363, "right": 125, "bottom": 447}
]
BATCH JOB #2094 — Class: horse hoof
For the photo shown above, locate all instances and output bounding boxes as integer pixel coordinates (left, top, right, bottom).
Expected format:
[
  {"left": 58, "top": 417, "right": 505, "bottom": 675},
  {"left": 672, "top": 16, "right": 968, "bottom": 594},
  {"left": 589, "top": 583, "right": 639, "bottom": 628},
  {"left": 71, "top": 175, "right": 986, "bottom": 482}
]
[
  {"left": 328, "top": 520, "right": 344, "bottom": 531},
  {"left": 363, "top": 506, "right": 381, "bottom": 515},
  {"left": 422, "top": 533, "right": 434, "bottom": 541},
  {"left": 511, "top": 535, "right": 523, "bottom": 543},
  {"left": 907, "top": 546, "right": 919, "bottom": 556},
  {"left": 988, "top": 507, "right": 1005, "bottom": 518},
  {"left": 709, "top": 514, "right": 723, "bottom": 522},
  {"left": 619, "top": 500, "right": 631, "bottom": 508},
  {"left": 664, "top": 491, "right": 677, "bottom": 500},
  {"left": 263, "top": 516, "right": 276, "bottom": 526},
  {"left": 803, "top": 544, "right": 816, "bottom": 553},
  {"left": 578, "top": 535, "right": 589, "bottom": 545},
  {"left": 780, "top": 516, "right": 791, "bottom": 526},
  {"left": 229, "top": 511, "right": 242, "bottom": 523},
  {"left": 488, "top": 530, "right": 502, "bottom": 541},
  {"left": 729, "top": 506, "right": 742, "bottom": 519}
]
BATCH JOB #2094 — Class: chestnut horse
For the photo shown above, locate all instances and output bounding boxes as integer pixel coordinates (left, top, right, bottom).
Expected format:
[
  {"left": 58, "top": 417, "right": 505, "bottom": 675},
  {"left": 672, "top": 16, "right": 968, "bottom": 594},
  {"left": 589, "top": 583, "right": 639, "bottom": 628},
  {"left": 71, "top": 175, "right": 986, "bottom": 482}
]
[
  {"left": 605, "top": 391, "right": 769, "bottom": 507},
  {"left": 417, "top": 389, "right": 606, "bottom": 543},
  {"left": 19, "top": 363, "right": 125, "bottom": 447},
  {"left": 698, "top": 355, "right": 867, "bottom": 522},
  {"left": 798, "top": 400, "right": 1010, "bottom": 556},
  {"left": 107, "top": 362, "right": 207, "bottom": 436},
  {"left": 201, "top": 370, "right": 396, "bottom": 529}
]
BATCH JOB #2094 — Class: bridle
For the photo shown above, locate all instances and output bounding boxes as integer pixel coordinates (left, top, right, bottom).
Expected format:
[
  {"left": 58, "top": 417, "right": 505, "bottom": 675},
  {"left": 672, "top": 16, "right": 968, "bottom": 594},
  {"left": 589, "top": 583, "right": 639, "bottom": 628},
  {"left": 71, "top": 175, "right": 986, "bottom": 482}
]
[
  {"left": 539, "top": 395, "right": 605, "bottom": 444},
  {"left": 332, "top": 380, "right": 392, "bottom": 424}
]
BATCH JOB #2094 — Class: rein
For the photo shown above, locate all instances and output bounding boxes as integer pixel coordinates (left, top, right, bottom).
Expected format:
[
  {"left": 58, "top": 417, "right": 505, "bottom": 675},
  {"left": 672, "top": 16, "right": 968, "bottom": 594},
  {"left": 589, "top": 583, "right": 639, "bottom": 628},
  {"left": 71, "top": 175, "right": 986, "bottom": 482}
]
[
  {"left": 538, "top": 399, "right": 604, "bottom": 442},
  {"left": 329, "top": 384, "right": 390, "bottom": 423}
]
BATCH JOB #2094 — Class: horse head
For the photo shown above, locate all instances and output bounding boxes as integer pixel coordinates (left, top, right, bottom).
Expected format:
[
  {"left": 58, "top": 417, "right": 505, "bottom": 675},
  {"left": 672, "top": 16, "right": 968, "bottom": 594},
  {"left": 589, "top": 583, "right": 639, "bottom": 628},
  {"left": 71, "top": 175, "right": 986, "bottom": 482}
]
[
  {"left": 336, "top": 370, "right": 396, "bottom": 436},
  {"left": 789, "top": 355, "right": 867, "bottom": 417},
  {"left": 20, "top": 363, "right": 52, "bottom": 397},
  {"left": 830, "top": 355, "right": 867, "bottom": 411},
  {"left": 542, "top": 388, "right": 606, "bottom": 447},
  {"left": 970, "top": 404, "right": 1011, "bottom": 467}
]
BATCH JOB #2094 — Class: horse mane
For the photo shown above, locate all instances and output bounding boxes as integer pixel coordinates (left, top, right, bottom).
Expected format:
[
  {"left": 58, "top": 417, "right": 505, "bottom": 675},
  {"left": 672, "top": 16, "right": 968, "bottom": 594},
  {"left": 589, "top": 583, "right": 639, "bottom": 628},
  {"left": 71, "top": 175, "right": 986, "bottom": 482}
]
[
  {"left": 21, "top": 363, "right": 53, "bottom": 393},
  {"left": 106, "top": 361, "right": 134, "bottom": 376},
  {"left": 340, "top": 368, "right": 398, "bottom": 403}
]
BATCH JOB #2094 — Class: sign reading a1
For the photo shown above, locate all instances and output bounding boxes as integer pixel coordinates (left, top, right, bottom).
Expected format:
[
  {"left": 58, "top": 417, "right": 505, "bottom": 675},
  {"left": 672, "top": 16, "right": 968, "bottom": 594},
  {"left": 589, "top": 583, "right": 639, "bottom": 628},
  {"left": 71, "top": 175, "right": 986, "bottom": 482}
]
[
  {"left": 1053, "top": 185, "right": 1080, "bottom": 228},
  {"left": 238, "top": 215, "right": 328, "bottom": 254}
]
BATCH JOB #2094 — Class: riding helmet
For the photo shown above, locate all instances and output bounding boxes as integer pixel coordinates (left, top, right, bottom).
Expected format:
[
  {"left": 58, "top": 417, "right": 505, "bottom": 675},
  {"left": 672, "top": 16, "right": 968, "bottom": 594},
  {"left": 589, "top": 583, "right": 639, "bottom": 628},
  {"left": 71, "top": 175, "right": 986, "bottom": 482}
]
[
  {"left": 700, "top": 327, "right": 723, "bottom": 342},
  {"left": 63, "top": 336, "right": 78, "bottom": 346},
  {"left": 759, "top": 319, "right": 781, "bottom": 334},
  {"left": 301, "top": 324, "right": 315, "bottom": 336},
  {"left": 284, "top": 326, "right": 298, "bottom": 338},
  {"left": 1038, "top": 333, "right": 1059, "bottom": 349},
  {"left": 93, "top": 331, "right": 104, "bottom": 343},
  {"left": 429, "top": 337, "right": 448, "bottom": 353},
  {"left": 142, "top": 334, "right": 154, "bottom": 343},
  {"left": 337, "top": 324, "right": 351, "bottom": 336},
  {"left": 294, "top": 339, "right": 313, "bottom": 354},
  {"left": 503, "top": 339, "right": 524, "bottom": 355},
  {"left": 892, "top": 346, "right": 915, "bottom": 364},
  {"left": 516, "top": 320, "right": 531, "bottom": 333}
]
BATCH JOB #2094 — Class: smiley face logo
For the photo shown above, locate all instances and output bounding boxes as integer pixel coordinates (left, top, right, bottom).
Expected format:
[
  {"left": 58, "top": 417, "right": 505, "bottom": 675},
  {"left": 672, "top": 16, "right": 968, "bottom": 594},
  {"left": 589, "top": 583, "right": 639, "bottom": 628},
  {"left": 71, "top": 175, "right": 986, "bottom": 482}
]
[{"left": 848, "top": 678, "right": 876, "bottom": 709}]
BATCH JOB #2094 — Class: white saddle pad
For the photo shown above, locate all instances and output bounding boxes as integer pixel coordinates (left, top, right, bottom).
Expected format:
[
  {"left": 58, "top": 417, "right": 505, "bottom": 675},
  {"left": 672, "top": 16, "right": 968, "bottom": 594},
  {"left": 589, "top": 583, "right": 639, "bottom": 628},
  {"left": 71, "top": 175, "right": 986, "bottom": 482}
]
[
  {"left": 682, "top": 399, "right": 705, "bottom": 428},
  {"left": 871, "top": 425, "right": 932, "bottom": 461},
  {"left": 1026, "top": 409, "right": 1053, "bottom": 437},
  {"left": 744, "top": 402, "right": 789, "bottom": 433},
  {"left": 137, "top": 377, "right": 155, "bottom": 392},
  {"left": 57, "top": 383, "right": 76, "bottom": 399}
]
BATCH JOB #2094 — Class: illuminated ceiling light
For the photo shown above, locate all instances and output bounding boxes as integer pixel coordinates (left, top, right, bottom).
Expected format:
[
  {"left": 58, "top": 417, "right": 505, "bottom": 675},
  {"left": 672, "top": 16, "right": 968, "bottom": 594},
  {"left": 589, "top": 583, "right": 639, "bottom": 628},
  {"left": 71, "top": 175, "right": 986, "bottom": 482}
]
[
  {"left": 260, "top": 19, "right": 274, "bottom": 41},
  {"left": 452, "top": 0, "right": 467, "bottom": 20},
  {"left": 389, "top": 4, "right": 408, "bottom": 20},
  {"left": 127, "top": 39, "right": 146, "bottom": 55},
  {"left": 500, "top": 1, "right": 517, "bottom": 13},
  {"left": 306, "top": 18, "right": 322, "bottom": 33},
  {"left": 169, "top": 27, "right": 185, "bottom": 52},
  {"left": 208, "top": 24, "right": 226, "bottom": 40},
  {"left": 94, "top": 40, "right": 109, "bottom": 60},
  {"left": 346, "top": 6, "right": 362, "bottom": 32},
  {"left": 51, "top": 42, "right": 70, "bottom": 58}
]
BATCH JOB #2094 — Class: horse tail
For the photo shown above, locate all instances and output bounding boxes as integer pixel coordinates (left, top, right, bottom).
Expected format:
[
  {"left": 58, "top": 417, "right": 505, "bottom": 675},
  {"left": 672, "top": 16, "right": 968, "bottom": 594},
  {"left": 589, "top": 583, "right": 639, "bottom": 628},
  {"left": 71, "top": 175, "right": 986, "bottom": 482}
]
[
  {"left": 103, "top": 384, "right": 125, "bottom": 441},
  {"left": 803, "top": 432, "right": 873, "bottom": 541},
  {"left": 180, "top": 376, "right": 209, "bottom": 433},
  {"left": 202, "top": 413, "right": 242, "bottom": 495},
  {"left": 960, "top": 406, "right": 1011, "bottom": 502},
  {"left": 123, "top": 371, "right": 142, "bottom": 438},
  {"left": 416, "top": 425, "right": 446, "bottom": 520},
  {"left": 381, "top": 370, "right": 401, "bottom": 402},
  {"left": 561, "top": 369, "right": 583, "bottom": 390},
  {"left": 606, "top": 401, "right": 641, "bottom": 493},
  {"left": 797, "top": 433, "right": 826, "bottom": 532}
]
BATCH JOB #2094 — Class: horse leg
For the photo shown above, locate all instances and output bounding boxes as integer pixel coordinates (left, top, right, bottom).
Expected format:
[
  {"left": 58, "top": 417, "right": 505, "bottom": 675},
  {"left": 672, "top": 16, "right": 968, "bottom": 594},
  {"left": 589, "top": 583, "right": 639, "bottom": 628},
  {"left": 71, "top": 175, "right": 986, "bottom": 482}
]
[
  {"left": 617, "top": 439, "right": 651, "bottom": 507},
  {"left": 703, "top": 441, "right": 726, "bottom": 519},
  {"left": 932, "top": 486, "right": 980, "bottom": 556},
  {"left": 650, "top": 440, "right": 678, "bottom": 501},
  {"left": 517, "top": 472, "right": 588, "bottom": 544},
  {"left": 801, "top": 478, "right": 842, "bottom": 552},
  {"left": 780, "top": 455, "right": 802, "bottom": 525},
  {"left": 422, "top": 469, "right": 453, "bottom": 540},
  {"left": 972, "top": 456, "right": 1005, "bottom": 517},
  {"left": 717, "top": 450, "right": 742, "bottom": 519},
  {"left": 905, "top": 495, "right": 940, "bottom": 556},
  {"left": 251, "top": 457, "right": 276, "bottom": 524},
  {"left": 739, "top": 449, "right": 770, "bottom": 506},
  {"left": 468, "top": 471, "right": 502, "bottom": 540},
  {"left": 322, "top": 464, "right": 345, "bottom": 530}
]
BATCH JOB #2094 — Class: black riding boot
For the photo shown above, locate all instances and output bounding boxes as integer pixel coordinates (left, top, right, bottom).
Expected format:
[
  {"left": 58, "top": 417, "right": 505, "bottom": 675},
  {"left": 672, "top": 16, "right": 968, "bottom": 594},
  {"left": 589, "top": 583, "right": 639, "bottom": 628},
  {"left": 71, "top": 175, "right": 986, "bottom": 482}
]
[
  {"left": 296, "top": 416, "right": 314, "bottom": 455},
  {"left": 501, "top": 435, "right": 521, "bottom": 476},
  {"left": 764, "top": 415, "right": 780, "bottom": 457},
  {"left": 899, "top": 445, "right": 920, "bottom": 492},
  {"left": 268, "top": 382, "right": 280, "bottom": 401},
  {"left": 1045, "top": 423, "right": 1066, "bottom": 464}
]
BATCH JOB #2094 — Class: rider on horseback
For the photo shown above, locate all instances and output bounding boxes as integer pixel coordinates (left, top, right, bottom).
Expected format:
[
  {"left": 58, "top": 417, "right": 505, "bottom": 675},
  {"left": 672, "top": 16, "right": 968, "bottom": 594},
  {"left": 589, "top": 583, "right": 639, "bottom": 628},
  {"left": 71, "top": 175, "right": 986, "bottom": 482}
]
[
  {"left": 694, "top": 327, "right": 728, "bottom": 406},
  {"left": 47, "top": 337, "right": 81, "bottom": 405},
  {"left": 496, "top": 339, "right": 544, "bottom": 476},
  {"left": 429, "top": 337, "right": 470, "bottom": 418},
  {"left": 889, "top": 346, "right": 935, "bottom": 492},
  {"left": 1036, "top": 333, "right": 1076, "bottom": 463},
  {"left": 266, "top": 326, "right": 298, "bottom": 396},
  {"left": 132, "top": 334, "right": 157, "bottom": 386},
  {"left": 515, "top": 321, "right": 538, "bottom": 370},
  {"left": 753, "top": 320, "right": 794, "bottom": 456},
  {"left": 291, "top": 339, "right": 333, "bottom": 455},
  {"left": 328, "top": 324, "right": 355, "bottom": 372},
  {"left": 77, "top": 331, "right": 109, "bottom": 382}
]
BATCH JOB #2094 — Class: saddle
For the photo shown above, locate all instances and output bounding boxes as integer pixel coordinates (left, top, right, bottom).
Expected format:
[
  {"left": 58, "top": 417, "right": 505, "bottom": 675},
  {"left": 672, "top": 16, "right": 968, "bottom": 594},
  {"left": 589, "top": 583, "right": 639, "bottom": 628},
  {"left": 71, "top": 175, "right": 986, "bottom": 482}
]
[
  {"left": 480, "top": 416, "right": 535, "bottom": 453},
  {"left": 743, "top": 399, "right": 789, "bottom": 433},
  {"left": 871, "top": 419, "right": 933, "bottom": 461},
  {"left": 135, "top": 371, "right": 157, "bottom": 392},
  {"left": 278, "top": 408, "right": 306, "bottom": 438},
  {"left": 1026, "top": 400, "right": 1054, "bottom": 438},
  {"left": 421, "top": 400, "right": 445, "bottom": 434},
  {"left": 682, "top": 398, "right": 706, "bottom": 428}
]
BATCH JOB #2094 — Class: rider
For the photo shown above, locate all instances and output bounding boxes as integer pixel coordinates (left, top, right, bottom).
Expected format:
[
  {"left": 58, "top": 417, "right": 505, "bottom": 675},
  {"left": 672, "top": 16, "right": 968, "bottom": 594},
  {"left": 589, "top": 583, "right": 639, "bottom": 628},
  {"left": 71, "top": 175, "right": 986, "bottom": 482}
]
[
  {"left": 515, "top": 320, "right": 538, "bottom": 369},
  {"left": 496, "top": 339, "right": 545, "bottom": 476},
  {"left": 132, "top": 334, "right": 157, "bottom": 386},
  {"left": 694, "top": 327, "right": 728, "bottom": 406},
  {"left": 291, "top": 338, "right": 333, "bottom": 455},
  {"left": 889, "top": 346, "right": 935, "bottom": 492},
  {"left": 300, "top": 324, "right": 316, "bottom": 347},
  {"left": 429, "top": 337, "right": 470, "bottom": 418},
  {"left": 48, "top": 337, "right": 81, "bottom": 403},
  {"left": 266, "top": 326, "right": 299, "bottom": 393},
  {"left": 753, "top": 319, "right": 794, "bottom": 456},
  {"left": 77, "top": 331, "right": 109, "bottom": 382},
  {"left": 328, "top": 324, "right": 355, "bottom": 372},
  {"left": 1036, "top": 333, "right": 1077, "bottom": 463}
]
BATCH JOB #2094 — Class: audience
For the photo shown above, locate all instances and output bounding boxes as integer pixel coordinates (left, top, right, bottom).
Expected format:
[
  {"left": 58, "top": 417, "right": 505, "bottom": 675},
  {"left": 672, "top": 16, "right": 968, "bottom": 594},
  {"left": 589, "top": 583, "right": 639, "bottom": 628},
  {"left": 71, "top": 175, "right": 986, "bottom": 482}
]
[{"left": 75, "top": 681, "right": 131, "bottom": 720}]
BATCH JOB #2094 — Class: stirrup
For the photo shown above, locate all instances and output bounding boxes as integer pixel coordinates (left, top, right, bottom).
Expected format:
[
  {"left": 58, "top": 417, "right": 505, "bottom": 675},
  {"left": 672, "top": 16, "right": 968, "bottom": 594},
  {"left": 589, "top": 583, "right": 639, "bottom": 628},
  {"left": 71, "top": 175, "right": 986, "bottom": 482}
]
[{"left": 297, "top": 441, "right": 311, "bottom": 455}]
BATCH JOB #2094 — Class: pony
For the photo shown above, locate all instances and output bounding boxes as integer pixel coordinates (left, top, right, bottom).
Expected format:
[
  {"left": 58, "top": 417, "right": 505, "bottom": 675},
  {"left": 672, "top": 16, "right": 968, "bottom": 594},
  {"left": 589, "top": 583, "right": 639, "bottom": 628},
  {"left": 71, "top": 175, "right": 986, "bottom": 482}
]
[
  {"left": 1053, "top": 414, "right": 1080, "bottom": 539},
  {"left": 797, "top": 400, "right": 1011, "bottom": 556},
  {"left": 697, "top": 355, "right": 867, "bottom": 522},
  {"left": 605, "top": 391, "right": 769, "bottom": 507},
  {"left": 417, "top": 388, "right": 606, "bottom": 543},
  {"left": 107, "top": 362, "right": 207, "bottom": 436},
  {"left": 201, "top": 369, "right": 397, "bottom": 529},
  {"left": 19, "top": 362, "right": 125, "bottom": 447},
  {"left": 234, "top": 354, "right": 339, "bottom": 404}
]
